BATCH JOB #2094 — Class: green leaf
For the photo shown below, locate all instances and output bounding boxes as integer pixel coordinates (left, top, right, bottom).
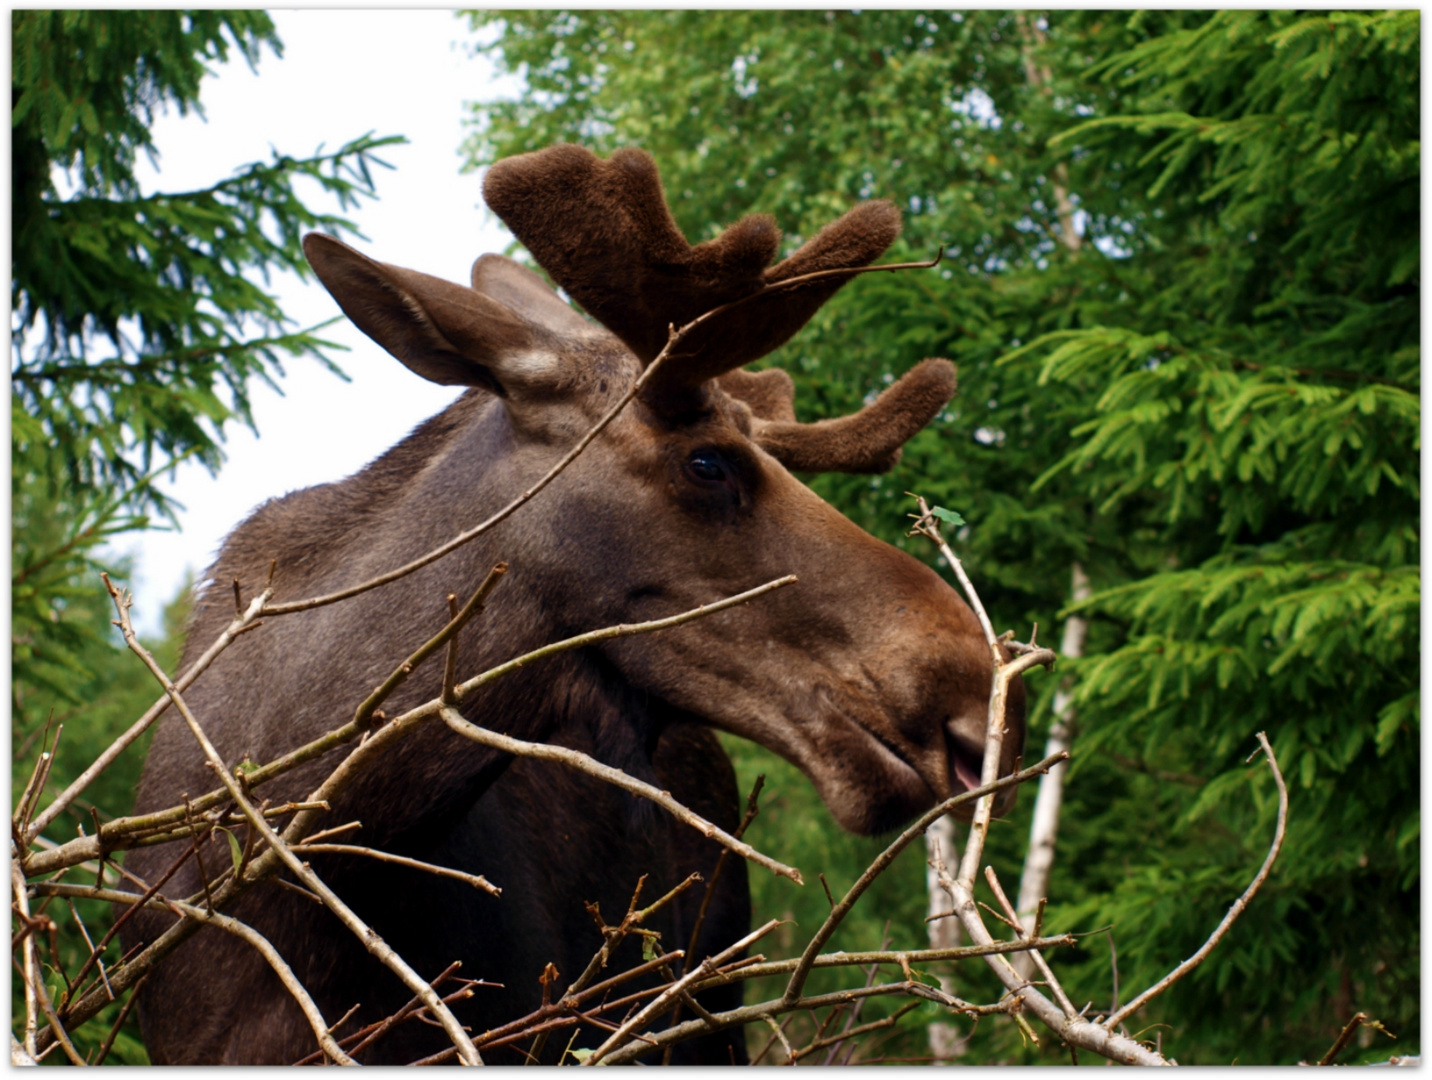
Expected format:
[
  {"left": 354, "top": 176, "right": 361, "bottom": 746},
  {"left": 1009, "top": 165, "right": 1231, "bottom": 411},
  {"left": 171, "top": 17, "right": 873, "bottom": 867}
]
[
  {"left": 930, "top": 505, "right": 966, "bottom": 528},
  {"left": 217, "top": 826, "right": 243, "bottom": 873}
]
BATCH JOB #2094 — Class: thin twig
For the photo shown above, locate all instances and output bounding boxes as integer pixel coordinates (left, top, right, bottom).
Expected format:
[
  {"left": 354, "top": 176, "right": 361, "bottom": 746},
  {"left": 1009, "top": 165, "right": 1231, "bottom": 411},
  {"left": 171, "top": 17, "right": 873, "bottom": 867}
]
[
  {"left": 63, "top": 898, "right": 113, "bottom": 1004},
  {"left": 793, "top": 1001, "right": 920, "bottom": 1064},
  {"left": 13, "top": 721, "right": 60, "bottom": 838},
  {"left": 908, "top": 494, "right": 1000, "bottom": 662},
  {"left": 1103, "top": 731, "right": 1288, "bottom": 1031},
  {"left": 662, "top": 774, "right": 765, "bottom": 1064},
  {"left": 442, "top": 706, "right": 800, "bottom": 884},
  {"left": 583, "top": 920, "right": 780, "bottom": 1064},
  {"left": 103, "top": 576, "right": 483, "bottom": 1067},
  {"left": 30, "top": 884, "right": 357, "bottom": 1064},
  {"left": 349, "top": 563, "right": 507, "bottom": 732},
  {"left": 12, "top": 858, "right": 40, "bottom": 1056},
  {"left": 25, "top": 588, "right": 272, "bottom": 843},
  {"left": 30, "top": 951, "right": 86, "bottom": 1066},
  {"left": 179, "top": 901, "right": 359, "bottom": 1064},
  {"left": 1318, "top": 1012, "right": 1374, "bottom": 1066},
  {"left": 601, "top": 981, "right": 997, "bottom": 1066},
  {"left": 92, "top": 973, "right": 148, "bottom": 1066},
  {"left": 293, "top": 843, "right": 500, "bottom": 896},
  {"left": 694, "top": 936, "right": 1077, "bottom": 990},
  {"left": 781, "top": 751, "right": 1067, "bottom": 1005},
  {"left": 449, "top": 574, "right": 799, "bottom": 706},
  {"left": 984, "top": 865, "right": 1079, "bottom": 1018},
  {"left": 762, "top": 1015, "right": 797, "bottom": 1064}
]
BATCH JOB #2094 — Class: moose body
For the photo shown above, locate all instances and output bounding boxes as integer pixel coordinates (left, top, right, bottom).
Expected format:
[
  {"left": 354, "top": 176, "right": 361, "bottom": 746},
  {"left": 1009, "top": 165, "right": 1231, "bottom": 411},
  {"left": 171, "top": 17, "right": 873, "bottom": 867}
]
[{"left": 123, "top": 145, "right": 1024, "bottom": 1065}]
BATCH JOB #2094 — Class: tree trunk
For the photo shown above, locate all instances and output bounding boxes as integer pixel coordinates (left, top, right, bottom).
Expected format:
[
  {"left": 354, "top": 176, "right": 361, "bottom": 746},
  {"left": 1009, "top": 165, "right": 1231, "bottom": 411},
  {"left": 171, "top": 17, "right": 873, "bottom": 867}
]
[
  {"left": 1012, "top": 563, "right": 1090, "bottom": 979},
  {"left": 925, "top": 814, "right": 969, "bottom": 1061}
]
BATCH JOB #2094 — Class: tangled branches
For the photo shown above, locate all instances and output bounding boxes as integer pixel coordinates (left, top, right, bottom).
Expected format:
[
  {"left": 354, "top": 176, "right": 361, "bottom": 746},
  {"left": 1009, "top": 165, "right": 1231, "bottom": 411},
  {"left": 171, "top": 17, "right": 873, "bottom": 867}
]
[{"left": 10, "top": 316, "right": 1290, "bottom": 1065}]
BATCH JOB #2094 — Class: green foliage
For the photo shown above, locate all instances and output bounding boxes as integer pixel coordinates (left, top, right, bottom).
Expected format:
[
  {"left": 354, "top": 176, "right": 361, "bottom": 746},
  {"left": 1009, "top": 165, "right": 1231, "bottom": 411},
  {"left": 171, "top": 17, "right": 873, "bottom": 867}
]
[
  {"left": 12, "top": 11, "right": 402, "bottom": 515},
  {"left": 468, "top": 9, "right": 1419, "bottom": 1064}
]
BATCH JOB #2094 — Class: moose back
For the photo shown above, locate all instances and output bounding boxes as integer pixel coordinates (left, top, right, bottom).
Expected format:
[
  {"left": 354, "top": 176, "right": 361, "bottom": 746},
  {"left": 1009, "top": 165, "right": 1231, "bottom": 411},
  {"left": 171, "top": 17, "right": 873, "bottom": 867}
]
[{"left": 123, "top": 144, "right": 1026, "bottom": 1064}]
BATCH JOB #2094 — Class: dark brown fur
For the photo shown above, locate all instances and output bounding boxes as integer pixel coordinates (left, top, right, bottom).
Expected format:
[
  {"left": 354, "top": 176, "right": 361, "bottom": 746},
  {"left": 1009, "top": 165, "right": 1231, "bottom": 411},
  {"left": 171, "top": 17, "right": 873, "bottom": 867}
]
[{"left": 123, "top": 146, "right": 1024, "bottom": 1065}]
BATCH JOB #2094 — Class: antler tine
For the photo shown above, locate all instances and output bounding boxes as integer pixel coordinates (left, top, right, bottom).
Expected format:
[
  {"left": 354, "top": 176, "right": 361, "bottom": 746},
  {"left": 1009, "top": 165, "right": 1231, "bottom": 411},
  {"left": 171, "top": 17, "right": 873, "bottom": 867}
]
[{"left": 744, "top": 359, "right": 957, "bottom": 475}]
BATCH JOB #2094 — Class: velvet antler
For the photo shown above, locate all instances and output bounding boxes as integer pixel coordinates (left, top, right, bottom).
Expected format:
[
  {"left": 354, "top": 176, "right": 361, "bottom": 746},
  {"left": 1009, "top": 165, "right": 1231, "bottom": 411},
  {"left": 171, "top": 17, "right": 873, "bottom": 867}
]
[
  {"left": 483, "top": 144, "right": 899, "bottom": 411},
  {"left": 482, "top": 143, "right": 956, "bottom": 472},
  {"left": 722, "top": 359, "right": 957, "bottom": 474}
]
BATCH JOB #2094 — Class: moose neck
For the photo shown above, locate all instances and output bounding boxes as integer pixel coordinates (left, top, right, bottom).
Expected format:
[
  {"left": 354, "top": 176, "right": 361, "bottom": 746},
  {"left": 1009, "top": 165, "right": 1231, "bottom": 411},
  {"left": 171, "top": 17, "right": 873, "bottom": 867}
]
[{"left": 174, "top": 387, "right": 667, "bottom": 846}]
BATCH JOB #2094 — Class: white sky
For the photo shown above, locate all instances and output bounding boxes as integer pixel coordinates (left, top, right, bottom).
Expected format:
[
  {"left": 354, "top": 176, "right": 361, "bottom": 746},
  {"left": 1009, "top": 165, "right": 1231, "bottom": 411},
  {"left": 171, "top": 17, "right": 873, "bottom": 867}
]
[{"left": 113, "top": 10, "right": 520, "bottom": 632}]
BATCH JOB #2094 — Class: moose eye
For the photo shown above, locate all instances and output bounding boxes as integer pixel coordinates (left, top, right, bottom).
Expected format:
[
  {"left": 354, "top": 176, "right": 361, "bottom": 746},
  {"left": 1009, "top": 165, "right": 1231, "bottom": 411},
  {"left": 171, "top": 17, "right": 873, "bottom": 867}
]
[{"left": 684, "top": 450, "right": 731, "bottom": 486}]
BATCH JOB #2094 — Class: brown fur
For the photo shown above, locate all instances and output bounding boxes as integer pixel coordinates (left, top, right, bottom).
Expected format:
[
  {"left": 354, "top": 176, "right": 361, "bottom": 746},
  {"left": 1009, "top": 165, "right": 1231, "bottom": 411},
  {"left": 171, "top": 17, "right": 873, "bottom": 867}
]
[{"left": 122, "top": 146, "right": 1024, "bottom": 1065}]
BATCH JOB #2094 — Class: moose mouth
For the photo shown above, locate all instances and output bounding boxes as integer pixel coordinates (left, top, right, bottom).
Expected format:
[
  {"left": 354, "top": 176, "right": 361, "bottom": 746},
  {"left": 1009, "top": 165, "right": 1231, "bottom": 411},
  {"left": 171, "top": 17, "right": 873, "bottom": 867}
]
[
  {"left": 946, "top": 724, "right": 989, "bottom": 795},
  {"left": 844, "top": 717, "right": 992, "bottom": 833},
  {"left": 950, "top": 748, "right": 985, "bottom": 794},
  {"left": 945, "top": 720, "right": 1022, "bottom": 822}
]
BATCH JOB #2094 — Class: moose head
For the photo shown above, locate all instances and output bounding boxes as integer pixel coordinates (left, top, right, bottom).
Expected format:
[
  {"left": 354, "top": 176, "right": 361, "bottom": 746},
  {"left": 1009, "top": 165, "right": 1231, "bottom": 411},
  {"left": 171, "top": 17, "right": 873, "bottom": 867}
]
[
  {"left": 297, "top": 144, "right": 1025, "bottom": 833},
  {"left": 126, "top": 144, "right": 1028, "bottom": 1065}
]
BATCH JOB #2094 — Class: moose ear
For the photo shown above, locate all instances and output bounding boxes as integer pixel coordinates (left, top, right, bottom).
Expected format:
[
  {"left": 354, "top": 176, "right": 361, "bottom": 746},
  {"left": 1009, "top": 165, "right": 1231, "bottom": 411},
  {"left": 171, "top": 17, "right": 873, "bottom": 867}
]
[
  {"left": 302, "top": 233, "right": 552, "bottom": 396},
  {"left": 469, "top": 253, "right": 595, "bottom": 338}
]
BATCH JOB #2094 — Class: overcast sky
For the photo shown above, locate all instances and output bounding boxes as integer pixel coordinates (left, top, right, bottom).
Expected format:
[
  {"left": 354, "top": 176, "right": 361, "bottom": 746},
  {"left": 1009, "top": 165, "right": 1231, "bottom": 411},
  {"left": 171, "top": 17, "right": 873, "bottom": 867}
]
[{"left": 116, "top": 10, "right": 519, "bottom": 632}]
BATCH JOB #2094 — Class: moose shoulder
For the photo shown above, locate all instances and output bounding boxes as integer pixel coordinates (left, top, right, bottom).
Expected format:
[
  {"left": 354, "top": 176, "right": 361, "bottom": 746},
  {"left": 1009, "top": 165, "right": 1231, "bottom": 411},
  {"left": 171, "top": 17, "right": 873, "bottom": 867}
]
[{"left": 123, "top": 144, "right": 1026, "bottom": 1065}]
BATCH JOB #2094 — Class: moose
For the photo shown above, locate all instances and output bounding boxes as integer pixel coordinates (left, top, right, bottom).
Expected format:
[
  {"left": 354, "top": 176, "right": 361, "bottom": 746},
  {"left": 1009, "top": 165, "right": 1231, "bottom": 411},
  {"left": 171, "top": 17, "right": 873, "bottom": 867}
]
[{"left": 123, "top": 144, "right": 1027, "bottom": 1064}]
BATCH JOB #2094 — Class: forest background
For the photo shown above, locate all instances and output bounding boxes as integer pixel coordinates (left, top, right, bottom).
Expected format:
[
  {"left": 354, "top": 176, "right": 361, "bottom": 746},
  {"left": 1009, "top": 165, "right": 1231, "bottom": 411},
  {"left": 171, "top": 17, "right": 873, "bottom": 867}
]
[{"left": 11, "top": 9, "right": 1420, "bottom": 1065}]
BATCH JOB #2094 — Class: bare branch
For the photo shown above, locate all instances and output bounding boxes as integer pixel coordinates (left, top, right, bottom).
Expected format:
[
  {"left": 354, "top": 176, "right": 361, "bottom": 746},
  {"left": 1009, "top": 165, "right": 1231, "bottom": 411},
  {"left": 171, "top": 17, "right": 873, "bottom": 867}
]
[
  {"left": 25, "top": 587, "right": 272, "bottom": 843},
  {"left": 26, "top": 884, "right": 355, "bottom": 1064},
  {"left": 583, "top": 919, "right": 781, "bottom": 1064},
  {"left": 442, "top": 705, "right": 800, "bottom": 884},
  {"left": 11, "top": 858, "right": 40, "bottom": 1057},
  {"left": 1102, "top": 731, "right": 1288, "bottom": 1031},
  {"left": 449, "top": 574, "right": 798, "bottom": 704},
  {"left": 930, "top": 846, "right": 1168, "bottom": 1064},
  {"left": 31, "top": 947, "right": 86, "bottom": 1066},
  {"left": 694, "top": 934, "right": 1076, "bottom": 989},
  {"left": 13, "top": 722, "right": 61, "bottom": 839},
  {"left": 349, "top": 563, "right": 507, "bottom": 732},
  {"left": 908, "top": 493, "right": 1001, "bottom": 662},
  {"left": 761, "top": 1014, "right": 797, "bottom": 1064},
  {"left": 175, "top": 901, "right": 359, "bottom": 1065},
  {"left": 1315, "top": 1012, "right": 1396, "bottom": 1066},
  {"left": 92, "top": 974, "right": 149, "bottom": 1066},
  {"left": 781, "top": 751, "right": 1067, "bottom": 1006},
  {"left": 984, "top": 865, "right": 1079, "bottom": 1019},
  {"left": 102, "top": 576, "right": 483, "bottom": 1067},
  {"left": 294, "top": 843, "right": 500, "bottom": 896}
]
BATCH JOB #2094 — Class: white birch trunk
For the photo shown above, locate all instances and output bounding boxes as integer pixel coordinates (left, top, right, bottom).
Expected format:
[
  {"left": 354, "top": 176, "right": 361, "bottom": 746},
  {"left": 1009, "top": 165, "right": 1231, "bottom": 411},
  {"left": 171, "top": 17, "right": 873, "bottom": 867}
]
[
  {"left": 1011, "top": 563, "right": 1091, "bottom": 979},
  {"left": 925, "top": 814, "right": 968, "bottom": 1062}
]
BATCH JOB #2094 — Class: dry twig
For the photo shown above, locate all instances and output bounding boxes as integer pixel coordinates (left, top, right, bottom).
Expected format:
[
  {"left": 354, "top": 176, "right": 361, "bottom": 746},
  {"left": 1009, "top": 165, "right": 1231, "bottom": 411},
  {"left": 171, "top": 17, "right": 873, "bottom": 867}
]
[
  {"left": 1102, "top": 731, "right": 1288, "bottom": 1032},
  {"left": 442, "top": 706, "right": 799, "bottom": 884},
  {"left": 103, "top": 576, "right": 483, "bottom": 1067}
]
